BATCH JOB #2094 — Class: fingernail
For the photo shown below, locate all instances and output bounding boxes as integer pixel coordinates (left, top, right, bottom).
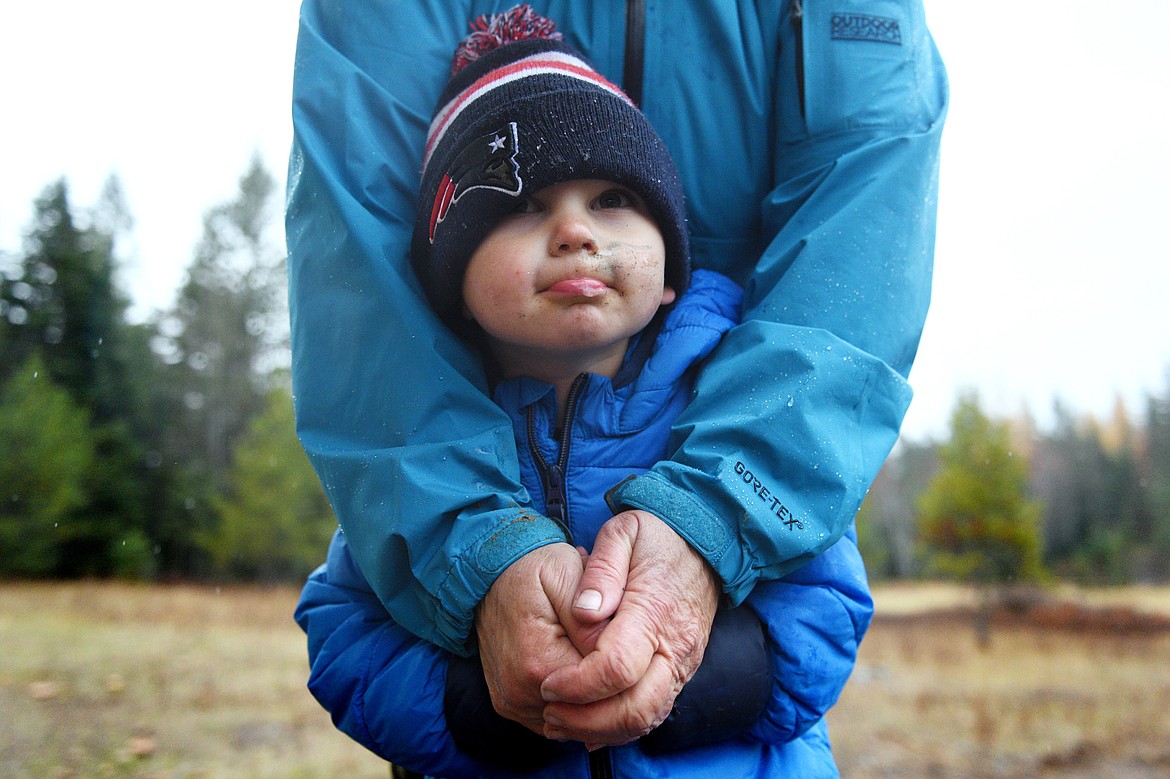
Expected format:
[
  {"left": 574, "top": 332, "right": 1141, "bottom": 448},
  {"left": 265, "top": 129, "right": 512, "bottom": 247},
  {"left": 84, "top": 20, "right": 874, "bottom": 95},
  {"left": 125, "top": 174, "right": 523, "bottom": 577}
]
[
  {"left": 545, "top": 728, "right": 569, "bottom": 742},
  {"left": 575, "top": 588, "right": 602, "bottom": 611},
  {"left": 545, "top": 712, "right": 565, "bottom": 728}
]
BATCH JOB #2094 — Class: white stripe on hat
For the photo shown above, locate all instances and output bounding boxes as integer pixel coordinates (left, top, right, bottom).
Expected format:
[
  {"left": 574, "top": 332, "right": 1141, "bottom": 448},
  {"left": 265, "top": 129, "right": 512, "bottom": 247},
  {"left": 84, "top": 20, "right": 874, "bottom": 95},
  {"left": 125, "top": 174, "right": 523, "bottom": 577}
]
[{"left": 422, "top": 50, "right": 633, "bottom": 172}]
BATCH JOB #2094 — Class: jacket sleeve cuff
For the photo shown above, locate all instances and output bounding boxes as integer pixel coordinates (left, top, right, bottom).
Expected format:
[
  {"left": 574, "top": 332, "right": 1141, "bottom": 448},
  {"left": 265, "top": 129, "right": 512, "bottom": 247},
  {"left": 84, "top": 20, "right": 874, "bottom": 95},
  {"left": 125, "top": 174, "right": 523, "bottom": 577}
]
[
  {"left": 606, "top": 472, "right": 756, "bottom": 605},
  {"left": 436, "top": 512, "right": 570, "bottom": 655}
]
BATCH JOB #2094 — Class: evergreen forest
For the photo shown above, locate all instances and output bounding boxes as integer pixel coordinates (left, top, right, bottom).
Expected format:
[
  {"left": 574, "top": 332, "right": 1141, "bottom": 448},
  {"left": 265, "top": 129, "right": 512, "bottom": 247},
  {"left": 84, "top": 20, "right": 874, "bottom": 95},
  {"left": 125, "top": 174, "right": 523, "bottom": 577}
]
[{"left": 2, "top": 160, "right": 1168, "bottom": 586}]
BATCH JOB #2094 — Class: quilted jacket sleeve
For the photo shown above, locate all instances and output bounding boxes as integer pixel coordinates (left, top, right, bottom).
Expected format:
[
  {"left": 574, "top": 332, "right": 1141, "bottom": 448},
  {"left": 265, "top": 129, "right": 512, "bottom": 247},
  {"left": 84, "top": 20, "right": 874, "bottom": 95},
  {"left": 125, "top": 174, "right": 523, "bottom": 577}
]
[
  {"left": 300, "top": 528, "right": 584, "bottom": 776},
  {"left": 294, "top": 529, "right": 482, "bottom": 777},
  {"left": 745, "top": 523, "right": 873, "bottom": 743}
]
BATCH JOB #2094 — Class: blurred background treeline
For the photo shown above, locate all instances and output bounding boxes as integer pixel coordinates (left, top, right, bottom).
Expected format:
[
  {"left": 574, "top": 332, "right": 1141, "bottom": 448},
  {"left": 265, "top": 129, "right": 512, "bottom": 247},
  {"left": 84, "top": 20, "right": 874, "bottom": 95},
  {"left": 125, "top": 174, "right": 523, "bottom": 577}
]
[
  {"left": 2, "top": 160, "right": 1168, "bottom": 588},
  {"left": 0, "top": 159, "right": 332, "bottom": 583}
]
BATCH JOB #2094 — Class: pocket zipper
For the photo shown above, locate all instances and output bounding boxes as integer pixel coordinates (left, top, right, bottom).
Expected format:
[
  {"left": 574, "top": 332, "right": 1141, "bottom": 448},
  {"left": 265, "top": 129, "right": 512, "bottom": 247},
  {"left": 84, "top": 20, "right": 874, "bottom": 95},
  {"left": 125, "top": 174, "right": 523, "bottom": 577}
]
[
  {"left": 624, "top": 0, "right": 646, "bottom": 106},
  {"left": 791, "top": 0, "right": 806, "bottom": 120}
]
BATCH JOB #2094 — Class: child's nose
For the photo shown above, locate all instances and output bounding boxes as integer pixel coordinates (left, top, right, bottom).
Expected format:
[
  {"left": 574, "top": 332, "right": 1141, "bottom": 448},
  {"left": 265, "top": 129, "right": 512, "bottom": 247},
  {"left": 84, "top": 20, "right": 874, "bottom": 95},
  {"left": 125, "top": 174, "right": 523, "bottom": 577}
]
[{"left": 549, "top": 212, "right": 598, "bottom": 256}]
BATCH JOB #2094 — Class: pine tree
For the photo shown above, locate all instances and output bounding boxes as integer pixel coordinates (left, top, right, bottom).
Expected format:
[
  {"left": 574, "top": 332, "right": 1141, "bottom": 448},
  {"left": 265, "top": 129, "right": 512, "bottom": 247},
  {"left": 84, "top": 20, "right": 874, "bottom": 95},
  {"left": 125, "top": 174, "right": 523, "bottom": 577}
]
[
  {"left": 207, "top": 385, "right": 335, "bottom": 581},
  {"left": 160, "top": 156, "right": 284, "bottom": 486},
  {"left": 0, "top": 179, "right": 156, "bottom": 577},
  {"left": 151, "top": 156, "right": 287, "bottom": 575},
  {"left": 1139, "top": 377, "right": 1170, "bottom": 579},
  {"left": 0, "top": 356, "right": 96, "bottom": 576}
]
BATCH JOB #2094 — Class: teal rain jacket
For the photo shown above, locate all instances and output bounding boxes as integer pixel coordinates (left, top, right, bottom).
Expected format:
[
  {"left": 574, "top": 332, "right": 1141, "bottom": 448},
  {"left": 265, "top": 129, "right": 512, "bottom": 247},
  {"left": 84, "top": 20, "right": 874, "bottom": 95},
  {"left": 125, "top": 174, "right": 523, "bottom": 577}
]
[{"left": 287, "top": 0, "right": 947, "bottom": 655}]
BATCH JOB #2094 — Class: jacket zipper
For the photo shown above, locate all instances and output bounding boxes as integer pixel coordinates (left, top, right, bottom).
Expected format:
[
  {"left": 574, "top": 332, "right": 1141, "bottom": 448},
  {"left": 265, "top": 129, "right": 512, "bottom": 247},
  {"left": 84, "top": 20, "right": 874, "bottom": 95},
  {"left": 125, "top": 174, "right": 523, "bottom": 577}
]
[
  {"left": 526, "top": 374, "right": 587, "bottom": 529},
  {"left": 791, "top": 0, "right": 806, "bottom": 120},
  {"left": 589, "top": 747, "right": 615, "bottom": 779},
  {"left": 623, "top": 0, "right": 646, "bottom": 106},
  {"left": 525, "top": 376, "right": 614, "bottom": 779}
]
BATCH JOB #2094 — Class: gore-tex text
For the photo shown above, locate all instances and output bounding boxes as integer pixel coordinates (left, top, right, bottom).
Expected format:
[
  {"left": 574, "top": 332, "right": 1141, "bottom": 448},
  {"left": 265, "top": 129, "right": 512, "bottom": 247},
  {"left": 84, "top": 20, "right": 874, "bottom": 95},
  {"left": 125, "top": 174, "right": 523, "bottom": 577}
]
[{"left": 733, "top": 460, "right": 803, "bottom": 530}]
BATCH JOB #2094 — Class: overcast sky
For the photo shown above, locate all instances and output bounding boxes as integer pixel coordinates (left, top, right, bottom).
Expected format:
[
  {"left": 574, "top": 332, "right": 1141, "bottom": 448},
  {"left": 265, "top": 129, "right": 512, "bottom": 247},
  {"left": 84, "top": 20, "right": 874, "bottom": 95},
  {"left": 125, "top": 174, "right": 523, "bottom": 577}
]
[{"left": 2, "top": 1, "right": 1168, "bottom": 440}]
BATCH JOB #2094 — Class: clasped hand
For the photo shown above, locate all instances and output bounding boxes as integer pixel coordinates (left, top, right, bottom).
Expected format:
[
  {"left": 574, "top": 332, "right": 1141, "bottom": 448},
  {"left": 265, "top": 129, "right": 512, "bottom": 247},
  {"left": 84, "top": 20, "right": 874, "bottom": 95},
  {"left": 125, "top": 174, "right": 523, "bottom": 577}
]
[{"left": 474, "top": 510, "right": 719, "bottom": 748}]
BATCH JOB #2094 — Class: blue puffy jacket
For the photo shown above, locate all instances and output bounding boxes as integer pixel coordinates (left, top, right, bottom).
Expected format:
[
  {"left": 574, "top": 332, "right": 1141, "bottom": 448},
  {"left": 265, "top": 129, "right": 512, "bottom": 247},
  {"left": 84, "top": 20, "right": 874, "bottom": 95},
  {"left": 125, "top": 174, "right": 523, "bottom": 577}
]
[
  {"left": 296, "top": 271, "right": 874, "bottom": 777},
  {"left": 287, "top": 0, "right": 946, "bottom": 655}
]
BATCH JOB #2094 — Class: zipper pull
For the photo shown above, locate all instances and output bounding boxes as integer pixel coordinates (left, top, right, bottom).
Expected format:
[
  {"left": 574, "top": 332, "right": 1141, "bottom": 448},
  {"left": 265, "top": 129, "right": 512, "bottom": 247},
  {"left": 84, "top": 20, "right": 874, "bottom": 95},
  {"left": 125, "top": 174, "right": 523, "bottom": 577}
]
[
  {"left": 790, "top": 0, "right": 806, "bottom": 121},
  {"left": 544, "top": 462, "right": 568, "bottom": 526}
]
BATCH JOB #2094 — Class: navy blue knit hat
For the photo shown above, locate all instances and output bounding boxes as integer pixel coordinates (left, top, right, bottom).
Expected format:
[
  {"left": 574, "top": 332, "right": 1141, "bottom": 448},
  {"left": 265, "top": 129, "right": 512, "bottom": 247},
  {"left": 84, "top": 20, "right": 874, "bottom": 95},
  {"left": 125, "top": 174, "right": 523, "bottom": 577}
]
[{"left": 411, "top": 5, "right": 690, "bottom": 321}]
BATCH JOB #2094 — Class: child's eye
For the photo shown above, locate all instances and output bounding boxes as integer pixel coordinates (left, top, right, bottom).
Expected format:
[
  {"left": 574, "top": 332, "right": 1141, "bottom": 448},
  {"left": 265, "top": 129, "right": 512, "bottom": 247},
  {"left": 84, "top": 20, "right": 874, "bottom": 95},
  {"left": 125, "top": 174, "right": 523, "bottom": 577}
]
[
  {"left": 595, "top": 189, "right": 637, "bottom": 210},
  {"left": 509, "top": 197, "right": 540, "bottom": 214}
]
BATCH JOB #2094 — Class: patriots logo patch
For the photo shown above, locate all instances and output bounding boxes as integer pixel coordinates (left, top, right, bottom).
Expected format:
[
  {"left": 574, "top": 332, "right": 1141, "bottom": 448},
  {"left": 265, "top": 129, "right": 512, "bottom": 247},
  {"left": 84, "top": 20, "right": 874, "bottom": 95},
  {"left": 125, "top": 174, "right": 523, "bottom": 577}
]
[{"left": 428, "top": 122, "right": 523, "bottom": 242}]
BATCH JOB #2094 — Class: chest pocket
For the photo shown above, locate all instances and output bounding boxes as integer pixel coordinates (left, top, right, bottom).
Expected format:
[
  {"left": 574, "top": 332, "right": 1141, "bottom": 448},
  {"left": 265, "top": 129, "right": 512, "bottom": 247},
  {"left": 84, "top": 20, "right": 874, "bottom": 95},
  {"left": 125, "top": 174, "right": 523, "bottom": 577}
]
[{"left": 784, "top": 0, "right": 933, "bottom": 140}]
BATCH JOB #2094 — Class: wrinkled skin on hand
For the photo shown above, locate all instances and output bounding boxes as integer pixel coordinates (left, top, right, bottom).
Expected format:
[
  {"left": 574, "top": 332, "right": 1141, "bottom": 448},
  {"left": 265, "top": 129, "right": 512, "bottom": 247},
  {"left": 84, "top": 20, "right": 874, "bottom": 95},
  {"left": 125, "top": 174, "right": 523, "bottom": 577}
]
[
  {"left": 474, "top": 542, "right": 601, "bottom": 735},
  {"left": 546, "top": 510, "right": 720, "bottom": 747},
  {"left": 476, "top": 512, "right": 719, "bottom": 747}
]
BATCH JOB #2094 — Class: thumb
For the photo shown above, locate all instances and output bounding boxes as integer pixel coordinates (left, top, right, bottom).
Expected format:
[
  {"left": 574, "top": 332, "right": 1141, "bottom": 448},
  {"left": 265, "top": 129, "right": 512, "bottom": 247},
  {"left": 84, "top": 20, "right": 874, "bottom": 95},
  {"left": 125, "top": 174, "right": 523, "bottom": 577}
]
[{"left": 572, "top": 511, "right": 639, "bottom": 623}]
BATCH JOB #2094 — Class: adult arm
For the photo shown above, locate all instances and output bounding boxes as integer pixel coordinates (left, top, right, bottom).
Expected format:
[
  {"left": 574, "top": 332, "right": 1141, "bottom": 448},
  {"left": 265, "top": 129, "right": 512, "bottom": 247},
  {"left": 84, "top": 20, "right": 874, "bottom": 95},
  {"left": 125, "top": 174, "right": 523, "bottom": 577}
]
[
  {"left": 288, "top": 0, "right": 945, "bottom": 661},
  {"left": 287, "top": 1, "right": 572, "bottom": 656},
  {"left": 605, "top": 0, "right": 948, "bottom": 604}
]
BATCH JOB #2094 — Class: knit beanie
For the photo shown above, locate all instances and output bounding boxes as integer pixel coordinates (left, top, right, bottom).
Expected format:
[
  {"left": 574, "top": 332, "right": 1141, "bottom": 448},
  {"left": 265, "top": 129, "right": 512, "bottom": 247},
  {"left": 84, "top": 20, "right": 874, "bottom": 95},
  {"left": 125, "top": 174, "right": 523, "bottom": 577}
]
[{"left": 411, "top": 4, "right": 690, "bottom": 321}]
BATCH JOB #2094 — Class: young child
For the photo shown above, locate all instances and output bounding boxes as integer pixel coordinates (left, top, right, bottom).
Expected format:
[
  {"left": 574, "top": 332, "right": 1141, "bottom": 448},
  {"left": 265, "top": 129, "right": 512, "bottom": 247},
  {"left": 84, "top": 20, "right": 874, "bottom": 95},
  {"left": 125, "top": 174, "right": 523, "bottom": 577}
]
[{"left": 296, "top": 7, "right": 872, "bottom": 777}]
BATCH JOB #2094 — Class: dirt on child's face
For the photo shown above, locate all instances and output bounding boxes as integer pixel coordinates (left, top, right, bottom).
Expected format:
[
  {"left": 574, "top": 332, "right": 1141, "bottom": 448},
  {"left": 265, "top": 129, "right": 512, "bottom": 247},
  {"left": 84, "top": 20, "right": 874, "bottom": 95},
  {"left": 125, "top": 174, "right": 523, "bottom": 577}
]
[{"left": 461, "top": 178, "right": 674, "bottom": 380}]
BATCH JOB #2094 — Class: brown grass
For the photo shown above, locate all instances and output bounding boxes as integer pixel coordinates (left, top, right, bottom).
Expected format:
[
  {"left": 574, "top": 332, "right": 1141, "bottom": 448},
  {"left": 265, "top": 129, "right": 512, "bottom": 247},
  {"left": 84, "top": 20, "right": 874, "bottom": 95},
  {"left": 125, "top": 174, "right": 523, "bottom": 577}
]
[
  {"left": 3, "top": 581, "right": 1169, "bottom": 778},
  {"left": 0, "top": 581, "right": 387, "bottom": 778},
  {"left": 828, "top": 584, "right": 1170, "bottom": 778}
]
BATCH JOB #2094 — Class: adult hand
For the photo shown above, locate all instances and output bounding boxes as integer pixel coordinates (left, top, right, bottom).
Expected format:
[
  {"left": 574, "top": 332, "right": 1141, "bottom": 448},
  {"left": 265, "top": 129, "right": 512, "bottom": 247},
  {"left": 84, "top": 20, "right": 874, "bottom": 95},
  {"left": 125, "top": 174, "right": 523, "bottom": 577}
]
[
  {"left": 539, "top": 510, "right": 720, "bottom": 746},
  {"left": 475, "top": 542, "right": 604, "bottom": 735}
]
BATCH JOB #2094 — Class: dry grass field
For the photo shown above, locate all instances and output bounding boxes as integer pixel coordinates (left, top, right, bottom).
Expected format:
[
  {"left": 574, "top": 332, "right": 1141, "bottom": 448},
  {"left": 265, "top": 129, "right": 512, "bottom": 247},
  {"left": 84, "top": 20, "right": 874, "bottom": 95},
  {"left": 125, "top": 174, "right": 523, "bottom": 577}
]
[
  {"left": 0, "top": 582, "right": 387, "bottom": 779},
  {"left": 2, "top": 581, "right": 1168, "bottom": 778},
  {"left": 829, "top": 583, "right": 1170, "bottom": 778}
]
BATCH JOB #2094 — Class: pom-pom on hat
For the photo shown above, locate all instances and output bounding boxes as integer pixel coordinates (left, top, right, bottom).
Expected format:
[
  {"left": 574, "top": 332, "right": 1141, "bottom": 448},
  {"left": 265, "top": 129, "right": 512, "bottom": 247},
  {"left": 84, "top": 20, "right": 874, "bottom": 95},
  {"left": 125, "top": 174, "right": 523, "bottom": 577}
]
[{"left": 411, "top": 4, "right": 690, "bottom": 322}]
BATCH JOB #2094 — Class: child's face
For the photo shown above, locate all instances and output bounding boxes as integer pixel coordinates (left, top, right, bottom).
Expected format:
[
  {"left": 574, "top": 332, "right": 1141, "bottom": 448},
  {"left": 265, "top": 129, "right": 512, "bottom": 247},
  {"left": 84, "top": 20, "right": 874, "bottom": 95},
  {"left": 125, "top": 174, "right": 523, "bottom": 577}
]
[{"left": 462, "top": 178, "right": 675, "bottom": 378}]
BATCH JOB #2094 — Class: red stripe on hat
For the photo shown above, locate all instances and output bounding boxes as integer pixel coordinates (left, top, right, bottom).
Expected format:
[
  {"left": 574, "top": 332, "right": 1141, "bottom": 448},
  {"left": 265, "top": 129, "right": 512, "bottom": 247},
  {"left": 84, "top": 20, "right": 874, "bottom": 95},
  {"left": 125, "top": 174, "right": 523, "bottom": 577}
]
[{"left": 429, "top": 174, "right": 456, "bottom": 242}]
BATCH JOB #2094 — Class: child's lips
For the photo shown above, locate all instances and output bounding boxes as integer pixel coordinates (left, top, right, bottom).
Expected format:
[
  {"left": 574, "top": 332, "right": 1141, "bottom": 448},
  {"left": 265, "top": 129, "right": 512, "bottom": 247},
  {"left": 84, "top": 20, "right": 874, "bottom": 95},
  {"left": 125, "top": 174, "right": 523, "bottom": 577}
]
[{"left": 546, "top": 277, "right": 609, "bottom": 298}]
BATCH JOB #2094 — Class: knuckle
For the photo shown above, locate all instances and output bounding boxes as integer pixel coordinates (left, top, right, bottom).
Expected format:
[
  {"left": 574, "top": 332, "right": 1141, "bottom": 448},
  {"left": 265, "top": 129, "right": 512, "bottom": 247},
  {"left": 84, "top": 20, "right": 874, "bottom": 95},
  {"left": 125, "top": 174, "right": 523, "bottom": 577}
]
[
  {"left": 621, "top": 694, "right": 673, "bottom": 738},
  {"left": 584, "top": 554, "right": 624, "bottom": 584},
  {"left": 488, "top": 686, "right": 519, "bottom": 718},
  {"left": 624, "top": 708, "right": 658, "bottom": 738},
  {"left": 491, "top": 697, "right": 514, "bottom": 719},
  {"left": 597, "top": 647, "right": 643, "bottom": 690},
  {"left": 487, "top": 664, "right": 546, "bottom": 720},
  {"left": 519, "top": 659, "right": 548, "bottom": 690},
  {"left": 601, "top": 510, "right": 641, "bottom": 539},
  {"left": 674, "top": 624, "right": 706, "bottom": 662}
]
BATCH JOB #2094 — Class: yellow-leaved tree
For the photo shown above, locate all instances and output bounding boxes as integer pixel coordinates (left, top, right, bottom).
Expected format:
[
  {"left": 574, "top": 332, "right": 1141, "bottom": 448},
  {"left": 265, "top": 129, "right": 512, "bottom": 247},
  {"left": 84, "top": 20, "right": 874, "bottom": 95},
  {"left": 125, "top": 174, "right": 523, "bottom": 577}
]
[{"left": 917, "top": 392, "right": 1047, "bottom": 646}]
